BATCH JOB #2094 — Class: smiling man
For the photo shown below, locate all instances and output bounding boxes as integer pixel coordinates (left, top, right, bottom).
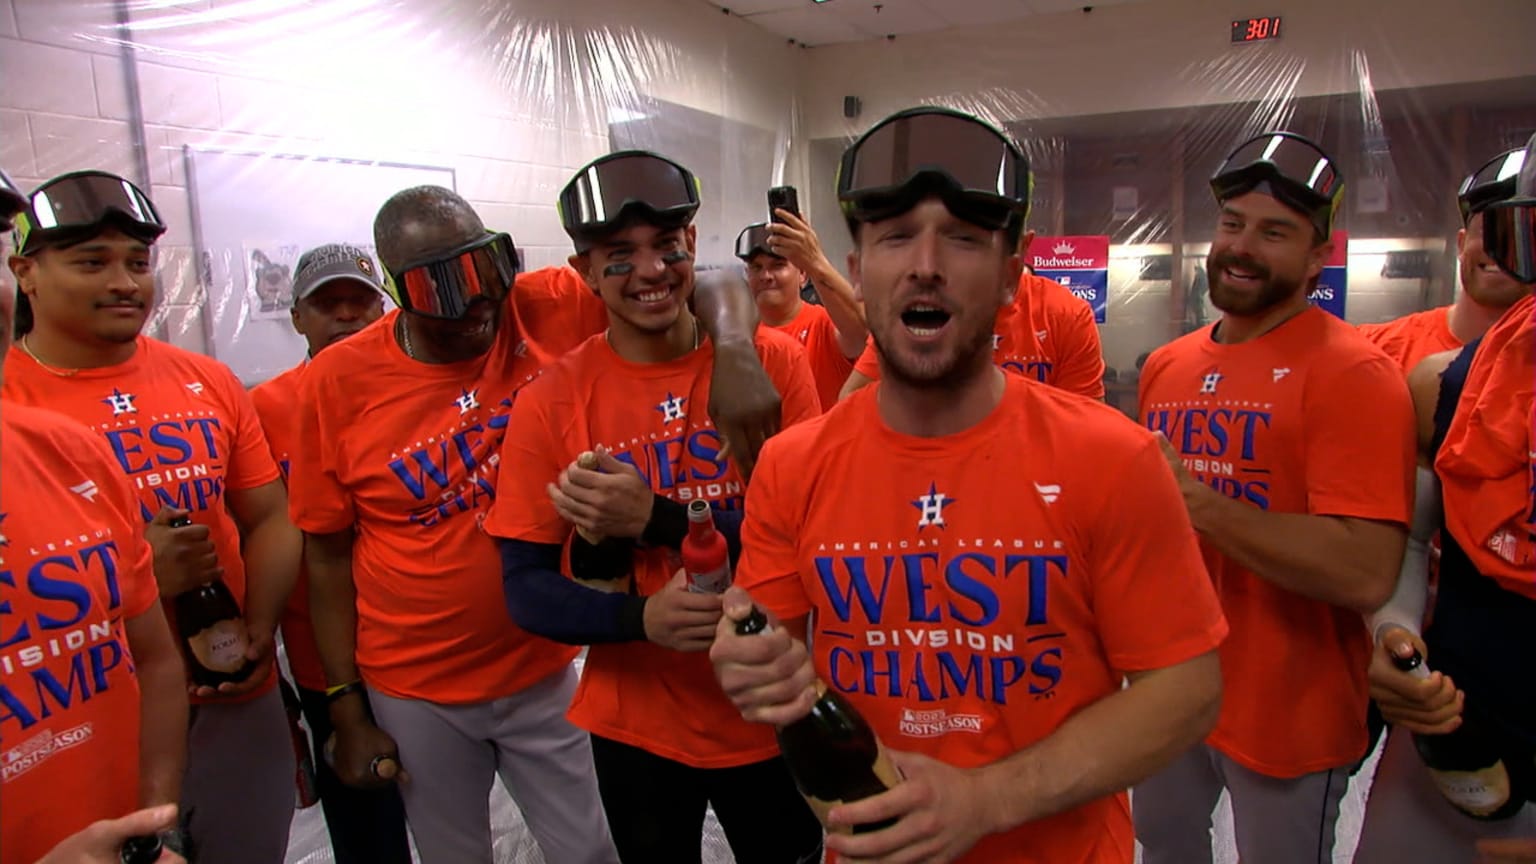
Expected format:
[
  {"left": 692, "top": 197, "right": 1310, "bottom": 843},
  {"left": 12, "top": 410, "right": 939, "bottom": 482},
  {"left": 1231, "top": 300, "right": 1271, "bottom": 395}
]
[
  {"left": 1132, "top": 132, "right": 1416, "bottom": 864},
  {"left": 4, "top": 169, "right": 300, "bottom": 864}
]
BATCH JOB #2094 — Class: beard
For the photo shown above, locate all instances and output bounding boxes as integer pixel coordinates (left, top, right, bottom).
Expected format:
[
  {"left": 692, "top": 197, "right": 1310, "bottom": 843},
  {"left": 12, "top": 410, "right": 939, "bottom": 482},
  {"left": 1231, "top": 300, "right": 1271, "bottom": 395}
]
[
  {"left": 1207, "top": 251, "right": 1303, "bottom": 316},
  {"left": 871, "top": 306, "right": 995, "bottom": 392}
]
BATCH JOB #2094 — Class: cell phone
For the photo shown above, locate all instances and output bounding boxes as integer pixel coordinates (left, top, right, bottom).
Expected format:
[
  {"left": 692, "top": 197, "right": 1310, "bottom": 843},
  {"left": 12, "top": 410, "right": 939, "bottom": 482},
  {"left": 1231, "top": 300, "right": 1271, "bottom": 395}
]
[
  {"left": 169, "top": 514, "right": 193, "bottom": 528},
  {"left": 768, "top": 186, "right": 800, "bottom": 224}
]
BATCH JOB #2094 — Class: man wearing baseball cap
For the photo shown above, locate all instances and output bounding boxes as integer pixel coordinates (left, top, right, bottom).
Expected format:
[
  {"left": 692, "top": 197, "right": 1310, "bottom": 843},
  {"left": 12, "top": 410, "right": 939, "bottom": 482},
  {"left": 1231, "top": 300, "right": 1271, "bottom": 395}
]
[{"left": 249, "top": 243, "right": 407, "bottom": 864}]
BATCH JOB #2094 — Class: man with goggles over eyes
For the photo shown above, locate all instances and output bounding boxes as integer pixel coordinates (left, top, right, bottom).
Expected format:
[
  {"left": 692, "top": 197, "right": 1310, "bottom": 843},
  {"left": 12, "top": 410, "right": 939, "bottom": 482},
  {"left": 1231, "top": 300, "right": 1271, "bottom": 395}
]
[
  {"left": 736, "top": 211, "right": 866, "bottom": 411},
  {"left": 4, "top": 170, "right": 301, "bottom": 864},
  {"left": 286, "top": 177, "right": 783, "bottom": 863},
  {"left": 0, "top": 169, "right": 190, "bottom": 864},
  {"left": 1131, "top": 131, "right": 1415, "bottom": 864},
  {"left": 1354, "top": 132, "right": 1536, "bottom": 864},
  {"left": 1359, "top": 146, "right": 1529, "bottom": 374},
  {"left": 836, "top": 229, "right": 1106, "bottom": 403},
  {"left": 709, "top": 106, "right": 1228, "bottom": 864},
  {"left": 484, "top": 149, "right": 823, "bottom": 863}
]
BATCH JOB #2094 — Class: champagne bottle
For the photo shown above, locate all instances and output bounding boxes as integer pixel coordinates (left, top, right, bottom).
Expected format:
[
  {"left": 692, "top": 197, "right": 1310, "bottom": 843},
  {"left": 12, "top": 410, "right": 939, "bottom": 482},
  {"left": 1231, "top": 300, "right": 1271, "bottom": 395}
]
[
  {"left": 1391, "top": 649, "right": 1524, "bottom": 820},
  {"left": 169, "top": 515, "right": 255, "bottom": 687},
  {"left": 682, "top": 500, "right": 730, "bottom": 594},
  {"left": 737, "top": 606, "right": 900, "bottom": 833},
  {"left": 120, "top": 834, "right": 162, "bottom": 864},
  {"left": 569, "top": 451, "right": 633, "bottom": 594}
]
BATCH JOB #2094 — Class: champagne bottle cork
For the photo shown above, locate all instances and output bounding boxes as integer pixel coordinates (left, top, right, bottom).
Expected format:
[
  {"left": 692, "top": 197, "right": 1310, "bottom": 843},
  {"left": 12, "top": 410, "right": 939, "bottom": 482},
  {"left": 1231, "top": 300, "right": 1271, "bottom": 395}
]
[{"left": 575, "top": 451, "right": 602, "bottom": 543}]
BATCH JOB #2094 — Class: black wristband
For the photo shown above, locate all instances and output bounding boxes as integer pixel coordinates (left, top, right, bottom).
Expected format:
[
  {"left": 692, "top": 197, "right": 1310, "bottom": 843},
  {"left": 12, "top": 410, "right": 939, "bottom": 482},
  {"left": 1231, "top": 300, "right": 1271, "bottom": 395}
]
[
  {"left": 641, "top": 495, "right": 689, "bottom": 548},
  {"left": 325, "top": 680, "right": 365, "bottom": 704}
]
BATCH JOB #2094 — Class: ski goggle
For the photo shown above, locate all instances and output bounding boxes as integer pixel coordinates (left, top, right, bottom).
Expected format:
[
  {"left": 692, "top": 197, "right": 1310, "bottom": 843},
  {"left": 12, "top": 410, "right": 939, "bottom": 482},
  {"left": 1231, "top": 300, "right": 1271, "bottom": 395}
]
[
  {"left": 1457, "top": 148, "right": 1526, "bottom": 224},
  {"left": 1211, "top": 132, "right": 1343, "bottom": 239},
  {"left": 734, "top": 223, "right": 778, "bottom": 260},
  {"left": 0, "top": 169, "right": 23, "bottom": 224},
  {"left": 382, "top": 231, "right": 521, "bottom": 319},
  {"left": 1482, "top": 199, "right": 1536, "bottom": 284},
  {"left": 836, "top": 107, "right": 1032, "bottom": 233},
  {"left": 558, "top": 151, "right": 701, "bottom": 252},
  {"left": 13, "top": 170, "right": 166, "bottom": 255}
]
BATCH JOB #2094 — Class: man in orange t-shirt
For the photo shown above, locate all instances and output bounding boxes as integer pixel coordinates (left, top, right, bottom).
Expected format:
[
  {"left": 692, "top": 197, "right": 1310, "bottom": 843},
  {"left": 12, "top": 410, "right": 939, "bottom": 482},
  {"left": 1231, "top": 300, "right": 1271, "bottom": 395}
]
[
  {"left": 248, "top": 243, "right": 409, "bottom": 864},
  {"left": 736, "top": 214, "right": 866, "bottom": 410},
  {"left": 1359, "top": 147, "right": 1529, "bottom": 373},
  {"left": 1354, "top": 133, "right": 1536, "bottom": 864},
  {"left": 838, "top": 230, "right": 1105, "bottom": 401},
  {"left": 5, "top": 170, "right": 300, "bottom": 864},
  {"left": 711, "top": 107, "right": 1227, "bottom": 864},
  {"left": 486, "top": 152, "right": 823, "bottom": 863},
  {"left": 287, "top": 181, "right": 783, "bottom": 863},
  {"left": 1132, "top": 132, "right": 1415, "bottom": 864},
  {"left": 0, "top": 168, "right": 189, "bottom": 864}
]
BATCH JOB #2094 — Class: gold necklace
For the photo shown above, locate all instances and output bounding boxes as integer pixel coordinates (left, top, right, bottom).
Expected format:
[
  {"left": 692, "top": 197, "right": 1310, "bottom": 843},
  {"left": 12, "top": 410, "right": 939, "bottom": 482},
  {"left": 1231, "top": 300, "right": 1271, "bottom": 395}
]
[
  {"left": 19, "top": 335, "right": 80, "bottom": 377},
  {"left": 397, "top": 316, "right": 417, "bottom": 360}
]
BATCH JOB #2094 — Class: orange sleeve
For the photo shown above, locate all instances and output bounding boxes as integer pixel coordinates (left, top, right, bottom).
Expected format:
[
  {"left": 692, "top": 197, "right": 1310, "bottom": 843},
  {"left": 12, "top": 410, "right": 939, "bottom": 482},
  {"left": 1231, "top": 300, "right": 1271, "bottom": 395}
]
[
  {"left": 1303, "top": 355, "right": 1415, "bottom": 524},
  {"left": 852, "top": 334, "right": 880, "bottom": 379},
  {"left": 1052, "top": 299, "right": 1106, "bottom": 399},
  {"left": 215, "top": 366, "right": 281, "bottom": 493},
  {"left": 91, "top": 434, "right": 158, "bottom": 619},
  {"left": 1135, "top": 346, "right": 1172, "bottom": 421},
  {"left": 735, "top": 434, "right": 814, "bottom": 620},
  {"left": 286, "top": 368, "right": 355, "bottom": 534},
  {"left": 1088, "top": 433, "right": 1228, "bottom": 671},
  {"left": 481, "top": 375, "right": 571, "bottom": 544}
]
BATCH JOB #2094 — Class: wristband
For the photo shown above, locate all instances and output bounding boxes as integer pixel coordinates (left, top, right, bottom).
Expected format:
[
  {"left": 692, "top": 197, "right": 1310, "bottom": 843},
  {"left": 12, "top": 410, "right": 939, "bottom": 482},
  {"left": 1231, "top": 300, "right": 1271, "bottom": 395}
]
[{"left": 325, "top": 680, "right": 365, "bottom": 703}]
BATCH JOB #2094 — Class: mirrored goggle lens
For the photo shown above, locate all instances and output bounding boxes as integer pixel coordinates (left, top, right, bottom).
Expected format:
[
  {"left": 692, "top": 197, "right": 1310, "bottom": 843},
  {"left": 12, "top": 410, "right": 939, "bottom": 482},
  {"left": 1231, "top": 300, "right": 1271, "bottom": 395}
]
[
  {"left": 839, "top": 112, "right": 1028, "bottom": 204},
  {"left": 1483, "top": 201, "right": 1536, "bottom": 284},
  {"left": 28, "top": 171, "right": 163, "bottom": 233},
  {"left": 735, "top": 223, "right": 774, "bottom": 259},
  {"left": 560, "top": 153, "right": 698, "bottom": 233},
  {"left": 1214, "top": 134, "right": 1340, "bottom": 202},
  {"left": 394, "top": 233, "right": 520, "bottom": 318},
  {"left": 1458, "top": 148, "right": 1526, "bottom": 220}
]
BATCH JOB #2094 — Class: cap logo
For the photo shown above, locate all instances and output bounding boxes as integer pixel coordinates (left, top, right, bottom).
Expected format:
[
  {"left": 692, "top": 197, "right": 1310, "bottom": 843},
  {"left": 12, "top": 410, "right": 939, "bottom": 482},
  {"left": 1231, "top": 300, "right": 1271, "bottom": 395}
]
[{"left": 358, "top": 257, "right": 374, "bottom": 276}]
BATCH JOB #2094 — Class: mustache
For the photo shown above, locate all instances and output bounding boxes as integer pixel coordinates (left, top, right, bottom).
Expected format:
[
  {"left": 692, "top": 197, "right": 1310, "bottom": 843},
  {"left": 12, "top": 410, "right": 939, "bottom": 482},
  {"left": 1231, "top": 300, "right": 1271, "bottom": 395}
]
[{"left": 1210, "top": 253, "right": 1271, "bottom": 281}]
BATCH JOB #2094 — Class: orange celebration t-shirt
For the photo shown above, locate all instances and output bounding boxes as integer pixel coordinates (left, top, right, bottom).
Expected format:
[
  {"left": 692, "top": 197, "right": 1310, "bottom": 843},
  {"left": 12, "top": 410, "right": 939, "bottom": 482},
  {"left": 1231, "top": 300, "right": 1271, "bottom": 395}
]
[
  {"left": 1358, "top": 306, "right": 1462, "bottom": 375},
  {"left": 766, "top": 301, "right": 855, "bottom": 412}
]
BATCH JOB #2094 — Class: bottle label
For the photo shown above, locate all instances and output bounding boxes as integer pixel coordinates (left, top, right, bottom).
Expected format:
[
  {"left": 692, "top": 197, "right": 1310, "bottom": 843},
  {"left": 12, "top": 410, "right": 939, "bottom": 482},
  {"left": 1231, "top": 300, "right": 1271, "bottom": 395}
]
[
  {"left": 1430, "top": 764, "right": 1512, "bottom": 816},
  {"left": 187, "top": 619, "right": 251, "bottom": 672},
  {"left": 687, "top": 563, "right": 731, "bottom": 594}
]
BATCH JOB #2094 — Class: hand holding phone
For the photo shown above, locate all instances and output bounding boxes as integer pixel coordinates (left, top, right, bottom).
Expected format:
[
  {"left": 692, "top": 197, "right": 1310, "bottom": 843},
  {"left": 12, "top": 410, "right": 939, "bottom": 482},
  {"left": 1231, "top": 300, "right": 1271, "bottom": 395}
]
[{"left": 768, "top": 186, "right": 800, "bottom": 224}]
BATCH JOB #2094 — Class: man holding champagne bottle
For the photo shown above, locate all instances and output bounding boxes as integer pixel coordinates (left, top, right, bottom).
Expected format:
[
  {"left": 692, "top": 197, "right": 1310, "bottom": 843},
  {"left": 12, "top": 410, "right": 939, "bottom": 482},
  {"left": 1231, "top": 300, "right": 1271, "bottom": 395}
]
[
  {"left": 3, "top": 170, "right": 300, "bottom": 864},
  {"left": 485, "top": 150, "right": 823, "bottom": 863},
  {"left": 710, "top": 106, "right": 1229, "bottom": 864}
]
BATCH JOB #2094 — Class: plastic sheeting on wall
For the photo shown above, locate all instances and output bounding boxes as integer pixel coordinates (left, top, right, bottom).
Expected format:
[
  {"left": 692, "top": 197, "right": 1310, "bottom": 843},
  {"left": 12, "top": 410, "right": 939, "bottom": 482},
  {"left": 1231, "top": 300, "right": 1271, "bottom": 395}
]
[{"left": 2, "top": 0, "right": 1533, "bottom": 395}]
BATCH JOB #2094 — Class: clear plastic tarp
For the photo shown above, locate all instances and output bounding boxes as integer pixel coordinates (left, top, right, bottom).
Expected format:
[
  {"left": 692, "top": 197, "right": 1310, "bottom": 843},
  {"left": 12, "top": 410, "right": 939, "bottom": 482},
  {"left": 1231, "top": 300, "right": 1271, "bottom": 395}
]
[{"left": 2, "top": 0, "right": 1533, "bottom": 860}]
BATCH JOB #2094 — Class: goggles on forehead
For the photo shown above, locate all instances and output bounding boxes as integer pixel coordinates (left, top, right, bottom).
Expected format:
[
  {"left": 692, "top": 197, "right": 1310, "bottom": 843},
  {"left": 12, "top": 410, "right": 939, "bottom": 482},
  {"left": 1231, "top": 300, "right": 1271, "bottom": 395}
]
[
  {"left": 382, "top": 231, "right": 521, "bottom": 319},
  {"left": 836, "top": 106, "right": 1032, "bottom": 234},
  {"left": 13, "top": 170, "right": 167, "bottom": 255},
  {"left": 559, "top": 151, "right": 701, "bottom": 252},
  {"left": 734, "top": 223, "right": 778, "bottom": 260},
  {"left": 1458, "top": 147, "right": 1527, "bottom": 224},
  {"left": 1481, "top": 199, "right": 1536, "bottom": 284},
  {"left": 1211, "top": 131, "right": 1343, "bottom": 239}
]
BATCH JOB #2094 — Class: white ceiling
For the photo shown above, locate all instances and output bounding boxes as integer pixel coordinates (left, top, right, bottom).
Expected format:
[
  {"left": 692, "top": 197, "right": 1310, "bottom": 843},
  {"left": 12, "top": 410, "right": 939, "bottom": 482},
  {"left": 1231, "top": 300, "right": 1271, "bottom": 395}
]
[{"left": 706, "top": 0, "right": 1150, "bottom": 47}]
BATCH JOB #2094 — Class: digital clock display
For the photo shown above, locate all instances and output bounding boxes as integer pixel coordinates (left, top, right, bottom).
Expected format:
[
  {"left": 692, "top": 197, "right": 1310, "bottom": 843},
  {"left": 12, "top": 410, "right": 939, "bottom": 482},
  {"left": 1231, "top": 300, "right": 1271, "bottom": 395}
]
[{"left": 1231, "top": 16, "right": 1282, "bottom": 43}]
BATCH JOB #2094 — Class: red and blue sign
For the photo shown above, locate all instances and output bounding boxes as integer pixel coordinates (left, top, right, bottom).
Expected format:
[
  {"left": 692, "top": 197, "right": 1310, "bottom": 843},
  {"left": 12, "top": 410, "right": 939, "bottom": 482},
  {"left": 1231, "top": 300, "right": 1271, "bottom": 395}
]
[
  {"left": 1308, "top": 230, "right": 1348, "bottom": 319},
  {"left": 1032, "top": 235, "right": 1109, "bottom": 323}
]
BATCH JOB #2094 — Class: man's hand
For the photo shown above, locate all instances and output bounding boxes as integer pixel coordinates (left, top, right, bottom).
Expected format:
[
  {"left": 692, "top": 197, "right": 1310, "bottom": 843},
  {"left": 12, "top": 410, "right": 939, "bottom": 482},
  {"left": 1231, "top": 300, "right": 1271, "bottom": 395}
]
[
  {"left": 145, "top": 507, "right": 221, "bottom": 597},
  {"left": 644, "top": 570, "right": 725, "bottom": 652},
  {"left": 328, "top": 713, "right": 409, "bottom": 790},
  {"left": 1370, "top": 626, "right": 1464, "bottom": 734},
  {"left": 1151, "top": 432, "right": 1207, "bottom": 503},
  {"left": 189, "top": 626, "right": 275, "bottom": 700},
  {"left": 767, "top": 210, "right": 831, "bottom": 275},
  {"left": 710, "top": 587, "right": 818, "bottom": 725},
  {"left": 35, "top": 803, "right": 186, "bottom": 864},
  {"left": 710, "top": 340, "right": 781, "bottom": 480},
  {"left": 548, "top": 448, "right": 654, "bottom": 539},
  {"left": 825, "top": 751, "right": 991, "bottom": 864}
]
